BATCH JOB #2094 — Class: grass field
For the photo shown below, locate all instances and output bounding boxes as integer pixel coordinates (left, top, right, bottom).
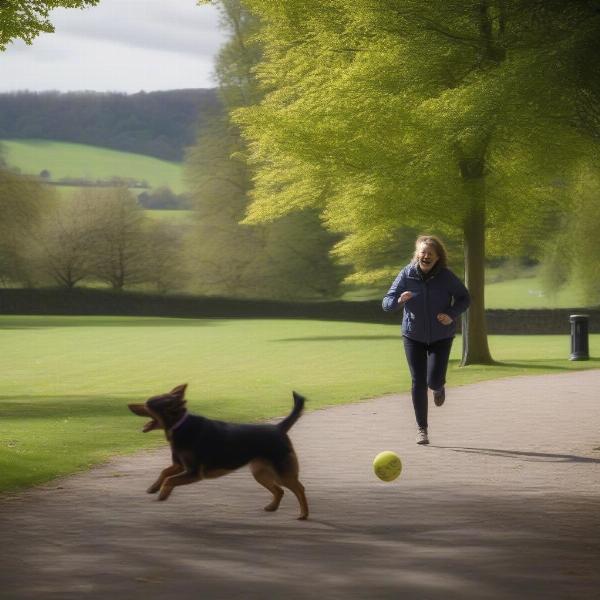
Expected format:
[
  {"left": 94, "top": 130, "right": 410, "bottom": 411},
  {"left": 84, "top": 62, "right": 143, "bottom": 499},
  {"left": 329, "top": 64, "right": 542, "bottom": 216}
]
[
  {"left": 1, "top": 315, "right": 598, "bottom": 493},
  {"left": 1, "top": 139, "right": 184, "bottom": 192},
  {"left": 483, "top": 275, "right": 586, "bottom": 309},
  {"left": 345, "top": 274, "right": 589, "bottom": 309}
]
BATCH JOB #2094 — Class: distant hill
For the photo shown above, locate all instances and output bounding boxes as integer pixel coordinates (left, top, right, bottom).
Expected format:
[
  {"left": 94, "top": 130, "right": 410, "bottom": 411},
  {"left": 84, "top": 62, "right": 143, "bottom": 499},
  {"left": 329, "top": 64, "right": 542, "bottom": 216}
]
[
  {"left": 1, "top": 139, "right": 184, "bottom": 193},
  {"left": 0, "top": 89, "right": 221, "bottom": 161}
]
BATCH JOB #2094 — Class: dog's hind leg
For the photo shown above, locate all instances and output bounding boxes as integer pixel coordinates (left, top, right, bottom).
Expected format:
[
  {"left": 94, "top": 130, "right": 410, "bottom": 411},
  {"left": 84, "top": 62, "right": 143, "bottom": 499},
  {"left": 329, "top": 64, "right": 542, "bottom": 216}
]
[
  {"left": 147, "top": 463, "right": 184, "bottom": 494},
  {"left": 280, "top": 477, "right": 309, "bottom": 520},
  {"left": 250, "top": 460, "right": 284, "bottom": 512},
  {"left": 276, "top": 453, "right": 309, "bottom": 520}
]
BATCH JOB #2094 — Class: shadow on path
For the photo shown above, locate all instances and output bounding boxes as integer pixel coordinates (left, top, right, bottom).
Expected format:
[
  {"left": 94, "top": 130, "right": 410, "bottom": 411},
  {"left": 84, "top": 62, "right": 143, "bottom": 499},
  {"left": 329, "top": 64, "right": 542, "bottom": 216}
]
[
  {"left": 430, "top": 446, "right": 600, "bottom": 464},
  {"left": 2, "top": 490, "right": 597, "bottom": 600}
]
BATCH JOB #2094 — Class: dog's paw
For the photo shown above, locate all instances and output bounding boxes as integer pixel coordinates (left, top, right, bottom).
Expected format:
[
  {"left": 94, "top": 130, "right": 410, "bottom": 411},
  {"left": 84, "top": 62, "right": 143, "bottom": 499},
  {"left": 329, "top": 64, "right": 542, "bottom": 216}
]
[
  {"left": 147, "top": 484, "right": 160, "bottom": 494},
  {"left": 158, "top": 486, "right": 172, "bottom": 501},
  {"left": 297, "top": 514, "right": 309, "bottom": 521}
]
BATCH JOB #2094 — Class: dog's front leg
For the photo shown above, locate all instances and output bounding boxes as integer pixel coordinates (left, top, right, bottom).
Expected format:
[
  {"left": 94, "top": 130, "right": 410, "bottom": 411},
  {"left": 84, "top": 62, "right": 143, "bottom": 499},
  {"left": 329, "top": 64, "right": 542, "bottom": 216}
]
[
  {"left": 158, "top": 469, "right": 202, "bottom": 501},
  {"left": 147, "top": 463, "right": 184, "bottom": 494}
]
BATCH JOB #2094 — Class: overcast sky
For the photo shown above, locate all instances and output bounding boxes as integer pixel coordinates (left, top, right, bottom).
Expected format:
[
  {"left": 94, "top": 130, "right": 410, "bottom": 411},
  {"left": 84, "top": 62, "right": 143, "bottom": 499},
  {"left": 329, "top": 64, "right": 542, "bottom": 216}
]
[{"left": 0, "top": 0, "right": 228, "bottom": 94}]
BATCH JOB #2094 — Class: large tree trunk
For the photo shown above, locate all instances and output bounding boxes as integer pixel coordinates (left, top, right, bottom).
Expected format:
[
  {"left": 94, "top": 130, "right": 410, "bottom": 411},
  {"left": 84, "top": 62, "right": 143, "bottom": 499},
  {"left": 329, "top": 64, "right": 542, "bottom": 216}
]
[
  {"left": 456, "top": 1, "right": 500, "bottom": 366},
  {"left": 460, "top": 159, "right": 494, "bottom": 366}
]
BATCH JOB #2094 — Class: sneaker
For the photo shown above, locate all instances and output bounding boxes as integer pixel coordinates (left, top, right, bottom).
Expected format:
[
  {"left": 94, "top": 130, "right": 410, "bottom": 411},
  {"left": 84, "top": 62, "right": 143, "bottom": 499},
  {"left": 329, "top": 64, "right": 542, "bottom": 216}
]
[
  {"left": 416, "top": 427, "right": 429, "bottom": 445},
  {"left": 433, "top": 387, "right": 445, "bottom": 407}
]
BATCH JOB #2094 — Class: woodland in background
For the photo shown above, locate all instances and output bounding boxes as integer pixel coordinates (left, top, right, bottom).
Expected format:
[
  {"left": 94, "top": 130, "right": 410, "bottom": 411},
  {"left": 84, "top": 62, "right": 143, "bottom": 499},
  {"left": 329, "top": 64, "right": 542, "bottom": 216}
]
[
  {"left": 0, "top": 170, "right": 183, "bottom": 292},
  {"left": 0, "top": 89, "right": 220, "bottom": 161}
]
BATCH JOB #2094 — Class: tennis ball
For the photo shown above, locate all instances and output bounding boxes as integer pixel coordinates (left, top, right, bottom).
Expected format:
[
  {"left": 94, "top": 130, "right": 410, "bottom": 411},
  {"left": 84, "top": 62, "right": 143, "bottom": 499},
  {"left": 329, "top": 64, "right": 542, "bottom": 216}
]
[{"left": 373, "top": 450, "right": 402, "bottom": 482}]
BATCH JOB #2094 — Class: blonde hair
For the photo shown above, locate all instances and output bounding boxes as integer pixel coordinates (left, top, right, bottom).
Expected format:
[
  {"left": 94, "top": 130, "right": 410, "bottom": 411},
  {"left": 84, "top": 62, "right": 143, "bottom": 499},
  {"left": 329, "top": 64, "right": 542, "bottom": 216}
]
[{"left": 412, "top": 235, "right": 448, "bottom": 268}]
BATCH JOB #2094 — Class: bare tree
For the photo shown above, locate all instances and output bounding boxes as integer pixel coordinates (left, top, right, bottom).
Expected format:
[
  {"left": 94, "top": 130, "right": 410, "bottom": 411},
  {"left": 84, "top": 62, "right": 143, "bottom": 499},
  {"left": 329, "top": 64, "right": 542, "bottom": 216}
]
[
  {"left": 34, "top": 196, "right": 96, "bottom": 288},
  {"left": 0, "top": 167, "right": 54, "bottom": 286},
  {"left": 85, "top": 188, "right": 150, "bottom": 290}
]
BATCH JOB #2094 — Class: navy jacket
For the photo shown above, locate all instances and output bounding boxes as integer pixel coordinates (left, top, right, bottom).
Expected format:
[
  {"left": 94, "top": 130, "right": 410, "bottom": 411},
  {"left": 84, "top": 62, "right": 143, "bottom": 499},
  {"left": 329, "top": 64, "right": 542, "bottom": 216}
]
[{"left": 382, "top": 263, "right": 470, "bottom": 343}]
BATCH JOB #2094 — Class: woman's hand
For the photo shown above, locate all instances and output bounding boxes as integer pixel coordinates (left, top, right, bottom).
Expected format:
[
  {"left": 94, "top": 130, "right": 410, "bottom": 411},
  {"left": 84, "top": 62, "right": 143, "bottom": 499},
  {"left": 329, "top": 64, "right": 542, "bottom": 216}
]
[
  {"left": 399, "top": 291, "right": 413, "bottom": 303},
  {"left": 437, "top": 313, "right": 453, "bottom": 325}
]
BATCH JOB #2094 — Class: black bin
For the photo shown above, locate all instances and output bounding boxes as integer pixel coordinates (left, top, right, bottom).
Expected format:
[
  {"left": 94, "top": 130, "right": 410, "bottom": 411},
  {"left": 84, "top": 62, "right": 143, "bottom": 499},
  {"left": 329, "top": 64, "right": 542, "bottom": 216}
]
[{"left": 569, "top": 314, "right": 589, "bottom": 361}]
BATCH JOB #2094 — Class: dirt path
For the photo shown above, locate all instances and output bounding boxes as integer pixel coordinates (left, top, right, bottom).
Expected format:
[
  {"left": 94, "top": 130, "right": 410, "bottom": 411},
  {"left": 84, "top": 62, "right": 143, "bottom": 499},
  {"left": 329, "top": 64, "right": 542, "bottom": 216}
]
[{"left": 1, "top": 371, "right": 599, "bottom": 599}]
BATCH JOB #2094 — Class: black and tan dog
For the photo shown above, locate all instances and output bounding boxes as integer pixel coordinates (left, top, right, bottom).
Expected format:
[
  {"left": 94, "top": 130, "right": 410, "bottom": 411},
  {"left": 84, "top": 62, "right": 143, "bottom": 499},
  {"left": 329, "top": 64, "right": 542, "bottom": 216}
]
[{"left": 128, "top": 385, "right": 309, "bottom": 520}]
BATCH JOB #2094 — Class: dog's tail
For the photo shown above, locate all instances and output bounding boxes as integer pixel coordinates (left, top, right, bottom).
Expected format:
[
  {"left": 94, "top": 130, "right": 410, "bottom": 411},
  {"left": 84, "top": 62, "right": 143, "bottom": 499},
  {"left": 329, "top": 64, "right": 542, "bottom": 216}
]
[{"left": 278, "top": 391, "right": 305, "bottom": 433}]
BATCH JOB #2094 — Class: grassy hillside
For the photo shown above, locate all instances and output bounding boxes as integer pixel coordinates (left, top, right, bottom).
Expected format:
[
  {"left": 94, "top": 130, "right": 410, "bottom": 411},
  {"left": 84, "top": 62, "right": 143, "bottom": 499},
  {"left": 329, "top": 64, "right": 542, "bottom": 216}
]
[
  {"left": 0, "top": 89, "right": 220, "bottom": 161},
  {"left": 1, "top": 139, "right": 184, "bottom": 192}
]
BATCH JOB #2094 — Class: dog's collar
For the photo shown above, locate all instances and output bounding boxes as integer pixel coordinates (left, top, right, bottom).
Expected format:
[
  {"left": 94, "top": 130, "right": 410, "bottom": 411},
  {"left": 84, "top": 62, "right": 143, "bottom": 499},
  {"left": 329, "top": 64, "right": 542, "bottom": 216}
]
[{"left": 170, "top": 412, "right": 190, "bottom": 432}]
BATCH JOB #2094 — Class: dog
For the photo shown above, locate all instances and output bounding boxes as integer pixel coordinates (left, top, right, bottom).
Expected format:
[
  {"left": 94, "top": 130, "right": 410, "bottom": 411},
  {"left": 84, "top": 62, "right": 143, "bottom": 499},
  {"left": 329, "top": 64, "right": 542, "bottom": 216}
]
[{"left": 128, "top": 384, "right": 309, "bottom": 520}]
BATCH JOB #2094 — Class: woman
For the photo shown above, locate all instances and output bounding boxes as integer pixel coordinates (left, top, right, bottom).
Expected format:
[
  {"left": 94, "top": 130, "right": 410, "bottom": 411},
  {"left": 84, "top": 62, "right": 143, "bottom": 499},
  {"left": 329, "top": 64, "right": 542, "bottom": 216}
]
[{"left": 382, "top": 235, "right": 470, "bottom": 445}]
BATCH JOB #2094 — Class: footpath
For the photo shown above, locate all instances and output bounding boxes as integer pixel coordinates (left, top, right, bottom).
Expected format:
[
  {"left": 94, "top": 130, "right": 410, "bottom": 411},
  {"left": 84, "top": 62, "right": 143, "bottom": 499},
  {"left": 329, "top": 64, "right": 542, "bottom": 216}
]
[{"left": 1, "top": 370, "right": 599, "bottom": 600}]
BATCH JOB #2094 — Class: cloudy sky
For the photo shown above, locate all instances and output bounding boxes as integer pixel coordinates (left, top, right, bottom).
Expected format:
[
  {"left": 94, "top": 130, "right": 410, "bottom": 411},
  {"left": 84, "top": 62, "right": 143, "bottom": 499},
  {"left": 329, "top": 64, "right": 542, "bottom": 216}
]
[{"left": 0, "top": 0, "right": 228, "bottom": 93}]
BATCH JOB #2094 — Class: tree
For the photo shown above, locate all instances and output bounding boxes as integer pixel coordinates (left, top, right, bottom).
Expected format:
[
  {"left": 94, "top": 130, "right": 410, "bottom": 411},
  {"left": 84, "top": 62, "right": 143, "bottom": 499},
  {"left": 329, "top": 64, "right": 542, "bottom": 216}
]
[
  {"left": 569, "top": 172, "right": 600, "bottom": 305},
  {"left": 0, "top": 167, "right": 54, "bottom": 285},
  {"left": 231, "top": 0, "right": 600, "bottom": 364},
  {"left": 188, "top": 0, "right": 346, "bottom": 300},
  {"left": 0, "top": 1, "right": 99, "bottom": 50},
  {"left": 84, "top": 188, "right": 150, "bottom": 290},
  {"left": 33, "top": 195, "right": 95, "bottom": 288},
  {"left": 185, "top": 110, "right": 265, "bottom": 296},
  {"left": 540, "top": 166, "right": 600, "bottom": 306},
  {"left": 185, "top": 96, "right": 346, "bottom": 300},
  {"left": 32, "top": 189, "right": 188, "bottom": 293}
]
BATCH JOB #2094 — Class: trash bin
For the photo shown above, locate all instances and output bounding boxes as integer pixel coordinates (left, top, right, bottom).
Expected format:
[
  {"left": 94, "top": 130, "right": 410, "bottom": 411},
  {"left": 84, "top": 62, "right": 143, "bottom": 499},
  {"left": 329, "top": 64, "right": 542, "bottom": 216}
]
[{"left": 569, "top": 314, "right": 589, "bottom": 361}]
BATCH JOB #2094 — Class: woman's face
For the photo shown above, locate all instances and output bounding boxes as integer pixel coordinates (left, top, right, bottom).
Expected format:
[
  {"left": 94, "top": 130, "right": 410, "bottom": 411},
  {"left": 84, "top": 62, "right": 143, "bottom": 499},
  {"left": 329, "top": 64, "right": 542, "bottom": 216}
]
[{"left": 417, "top": 243, "right": 439, "bottom": 272}]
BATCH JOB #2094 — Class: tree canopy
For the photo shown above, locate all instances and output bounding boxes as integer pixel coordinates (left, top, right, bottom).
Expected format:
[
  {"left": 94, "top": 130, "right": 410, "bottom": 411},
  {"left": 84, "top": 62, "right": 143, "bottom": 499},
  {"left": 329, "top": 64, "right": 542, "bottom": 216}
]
[
  {"left": 0, "top": 1, "right": 99, "bottom": 50},
  {"left": 0, "top": 166, "right": 55, "bottom": 285},
  {"left": 187, "top": 0, "right": 346, "bottom": 300},
  {"left": 227, "top": 0, "right": 600, "bottom": 363}
]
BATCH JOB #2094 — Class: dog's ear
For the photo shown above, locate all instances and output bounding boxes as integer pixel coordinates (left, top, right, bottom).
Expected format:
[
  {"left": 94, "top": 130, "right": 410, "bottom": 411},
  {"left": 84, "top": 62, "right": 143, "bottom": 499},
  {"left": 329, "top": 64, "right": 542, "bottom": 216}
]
[{"left": 169, "top": 384, "right": 188, "bottom": 400}]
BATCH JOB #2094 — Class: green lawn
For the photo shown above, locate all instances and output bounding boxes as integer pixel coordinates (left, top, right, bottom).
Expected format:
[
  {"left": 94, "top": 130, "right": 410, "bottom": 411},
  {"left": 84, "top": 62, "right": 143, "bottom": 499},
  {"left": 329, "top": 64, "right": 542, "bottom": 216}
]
[
  {"left": 1, "top": 315, "right": 598, "bottom": 493},
  {"left": 1, "top": 139, "right": 184, "bottom": 192},
  {"left": 483, "top": 275, "right": 586, "bottom": 309},
  {"left": 345, "top": 274, "right": 589, "bottom": 309}
]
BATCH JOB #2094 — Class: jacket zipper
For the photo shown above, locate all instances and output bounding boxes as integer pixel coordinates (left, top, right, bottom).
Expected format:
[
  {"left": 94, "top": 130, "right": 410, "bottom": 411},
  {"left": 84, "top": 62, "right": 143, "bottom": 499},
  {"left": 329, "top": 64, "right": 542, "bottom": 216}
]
[{"left": 424, "top": 280, "right": 430, "bottom": 344}]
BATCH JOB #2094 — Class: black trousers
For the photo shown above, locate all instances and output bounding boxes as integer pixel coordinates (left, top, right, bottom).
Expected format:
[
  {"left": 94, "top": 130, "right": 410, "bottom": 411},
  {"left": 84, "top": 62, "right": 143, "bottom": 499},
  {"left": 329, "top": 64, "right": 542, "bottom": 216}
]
[{"left": 402, "top": 335, "right": 454, "bottom": 429}]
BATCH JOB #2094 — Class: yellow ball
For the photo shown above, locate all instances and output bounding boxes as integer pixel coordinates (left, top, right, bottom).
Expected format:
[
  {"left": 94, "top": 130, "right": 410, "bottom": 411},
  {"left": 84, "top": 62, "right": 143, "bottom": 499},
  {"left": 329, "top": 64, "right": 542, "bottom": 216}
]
[{"left": 373, "top": 451, "right": 402, "bottom": 482}]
